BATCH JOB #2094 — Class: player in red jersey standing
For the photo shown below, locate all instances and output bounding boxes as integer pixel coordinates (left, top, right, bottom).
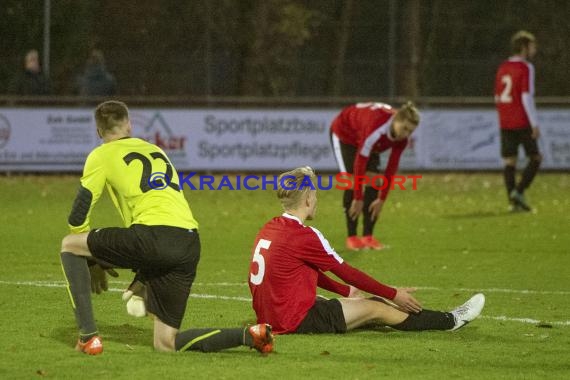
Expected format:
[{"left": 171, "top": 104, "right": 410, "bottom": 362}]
[
  {"left": 494, "top": 30, "right": 541, "bottom": 211},
  {"left": 330, "top": 102, "right": 419, "bottom": 251},
  {"left": 248, "top": 166, "right": 484, "bottom": 335}
]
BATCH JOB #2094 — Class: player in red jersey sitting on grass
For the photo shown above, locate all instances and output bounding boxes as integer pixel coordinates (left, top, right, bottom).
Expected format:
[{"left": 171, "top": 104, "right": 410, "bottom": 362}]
[{"left": 248, "top": 166, "right": 484, "bottom": 335}]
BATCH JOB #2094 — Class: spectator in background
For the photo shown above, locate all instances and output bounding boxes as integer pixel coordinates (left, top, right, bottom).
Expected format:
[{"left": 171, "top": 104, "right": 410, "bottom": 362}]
[
  {"left": 9, "top": 49, "right": 51, "bottom": 95},
  {"left": 494, "top": 30, "right": 541, "bottom": 212},
  {"left": 76, "top": 49, "right": 117, "bottom": 96}
]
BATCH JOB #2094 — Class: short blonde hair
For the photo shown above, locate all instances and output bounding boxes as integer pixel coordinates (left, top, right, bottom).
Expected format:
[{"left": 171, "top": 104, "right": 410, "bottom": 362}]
[
  {"left": 277, "top": 166, "right": 317, "bottom": 211},
  {"left": 511, "top": 30, "right": 536, "bottom": 54},
  {"left": 395, "top": 101, "right": 420, "bottom": 125}
]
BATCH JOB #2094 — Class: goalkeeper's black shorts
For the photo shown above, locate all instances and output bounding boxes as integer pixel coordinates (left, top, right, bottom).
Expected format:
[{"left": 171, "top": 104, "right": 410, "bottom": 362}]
[{"left": 87, "top": 224, "right": 200, "bottom": 329}]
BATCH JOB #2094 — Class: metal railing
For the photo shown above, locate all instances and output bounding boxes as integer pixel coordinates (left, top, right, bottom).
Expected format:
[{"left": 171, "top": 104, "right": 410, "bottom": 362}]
[{"left": 1, "top": 96, "right": 569, "bottom": 108}]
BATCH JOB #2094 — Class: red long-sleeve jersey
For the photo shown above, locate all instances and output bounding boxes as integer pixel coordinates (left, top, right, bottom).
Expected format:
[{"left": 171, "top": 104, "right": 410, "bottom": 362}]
[
  {"left": 248, "top": 213, "right": 397, "bottom": 334},
  {"left": 331, "top": 103, "right": 408, "bottom": 200}
]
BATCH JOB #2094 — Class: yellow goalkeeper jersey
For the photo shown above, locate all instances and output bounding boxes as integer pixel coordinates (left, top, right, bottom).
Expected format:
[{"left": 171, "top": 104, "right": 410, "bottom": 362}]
[{"left": 69, "top": 137, "right": 198, "bottom": 233}]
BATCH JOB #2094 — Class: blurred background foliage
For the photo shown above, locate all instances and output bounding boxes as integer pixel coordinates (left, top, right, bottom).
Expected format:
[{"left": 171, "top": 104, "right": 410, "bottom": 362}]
[{"left": 1, "top": 0, "right": 568, "bottom": 97}]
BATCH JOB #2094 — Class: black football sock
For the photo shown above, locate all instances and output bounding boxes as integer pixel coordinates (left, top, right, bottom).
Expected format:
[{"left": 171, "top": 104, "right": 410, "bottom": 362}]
[
  {"left": 343, "top": 190, "right": 358, "bottom": 236},
  {"left": 516, "top": 158, "right": 541, "bottom": 193},
  {"left": 503, "top": 165, "right": 516, "bottom": 199},
  {"left": 175, "top": 328, "right": 246, "bottom": 352},
  {"left": 60, "top": 252, "right": 98, "bottom": 341},
  {"left": 362, "top": 186, "right": 379, "bottom": 236},
  {"left": 391, "top": 309, "right": 455, "bottom": 331}
]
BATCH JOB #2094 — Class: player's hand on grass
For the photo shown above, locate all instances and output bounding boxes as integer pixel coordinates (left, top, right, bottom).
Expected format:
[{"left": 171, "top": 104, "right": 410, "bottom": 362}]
[
  {"left": 89, "top": 264, "right": 119, "bottom": 294},
  {"left": 368, "top": 199, "right": 384, "bottom": 221},
  {"left": 349, "top": 199, "right": 364, "bottom": 220},
  {"left": 531, "top": 127, "right": 540, "bottom": 139},
  {"left": 393, "top": 287, "right": 422, "bottom": 314}
]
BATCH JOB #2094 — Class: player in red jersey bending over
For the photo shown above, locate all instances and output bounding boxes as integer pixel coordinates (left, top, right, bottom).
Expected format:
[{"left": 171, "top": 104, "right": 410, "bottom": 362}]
[
  {"left": 248, "top": 166, "right": 485, "bottom": 335},
  {"left": 330, "top": 102, "right": 419, "bottom": 251},
  {"left": 494, "top": 30, "right": 541, "bottom": 211}
]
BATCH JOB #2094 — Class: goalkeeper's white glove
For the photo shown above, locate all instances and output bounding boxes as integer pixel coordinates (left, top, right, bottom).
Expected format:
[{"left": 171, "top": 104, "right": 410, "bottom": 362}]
[{"left": 122, "top": 278, "right": 147, "bottom": 317}]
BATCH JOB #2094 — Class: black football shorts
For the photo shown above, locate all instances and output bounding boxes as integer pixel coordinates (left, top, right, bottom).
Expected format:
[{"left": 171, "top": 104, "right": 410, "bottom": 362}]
[
  {"left": 500, "top": 127, "right": 540, "bottom": 158},
  {"left": 295, "top": 298, "right": 347, "bottom": 334},
  {"left": 87, "top": 224, "right": 200, "bottom": 329}
]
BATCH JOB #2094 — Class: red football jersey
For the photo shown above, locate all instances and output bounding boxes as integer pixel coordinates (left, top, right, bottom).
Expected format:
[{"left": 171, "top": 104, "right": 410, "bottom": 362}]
[
  {"left": 494, "top": 57, "right": 537, "bottom": 129},
  {"left": 248, "top": 214, "right": 344, "bottom": 334},
  {"left": 331, "top": 102, "right": 408, "bottom": 200}
]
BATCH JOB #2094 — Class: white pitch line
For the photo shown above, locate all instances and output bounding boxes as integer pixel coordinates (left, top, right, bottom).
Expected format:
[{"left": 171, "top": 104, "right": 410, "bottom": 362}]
[
  {"left": 413, "top": 286, "right": 570, "bottom": 296},
  {"left": 189, "top": 293, "right": 251, "bottom": 302},
  {"left": 0, "top": 280, "right": 68, "bottom": 288},
  {"left": 109, "top": 281, "right": 247, "bottom": 287},
  {"left": 1, "top": 280, "right": 570, "bottom": 327},
  {"left": 2, "top": 280, "right": 570, "bottom": 295},
  {"left": 482, "top": 315, "right": 570, "bottom": 326},
  {"left": 0, "top": 280, "right": 251, "bottom": 301}
]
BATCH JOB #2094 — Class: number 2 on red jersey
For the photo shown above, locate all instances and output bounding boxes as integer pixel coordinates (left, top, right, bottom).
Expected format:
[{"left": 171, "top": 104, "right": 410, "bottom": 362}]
[{"left": 498, "top": 74, "right": 513, "bottom": 103}]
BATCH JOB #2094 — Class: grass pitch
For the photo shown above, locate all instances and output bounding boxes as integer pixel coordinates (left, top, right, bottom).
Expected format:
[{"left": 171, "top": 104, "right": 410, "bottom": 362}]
[{"left": 0, "top": 173, "right": 569, "bottom": 379}]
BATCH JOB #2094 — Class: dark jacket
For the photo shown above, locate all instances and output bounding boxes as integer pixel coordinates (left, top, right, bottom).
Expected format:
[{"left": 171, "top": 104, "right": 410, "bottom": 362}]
[
  {"left": 9, "top": 70, "right": 51, "bottom": 95},
  {"left": 78, "top": 64, "right": 117, "bottom": 96}
]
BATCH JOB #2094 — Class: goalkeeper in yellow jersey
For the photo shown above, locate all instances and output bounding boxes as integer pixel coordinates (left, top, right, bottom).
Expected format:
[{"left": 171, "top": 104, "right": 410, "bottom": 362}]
[{"left": 60, "top": 101, "right": 273, "bottom": 355}]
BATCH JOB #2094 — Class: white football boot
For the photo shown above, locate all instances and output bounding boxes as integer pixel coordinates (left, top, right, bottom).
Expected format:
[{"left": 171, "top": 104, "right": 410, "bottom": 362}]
[{"left": 449, "top": 293, "right": 485, "bottom": 331}]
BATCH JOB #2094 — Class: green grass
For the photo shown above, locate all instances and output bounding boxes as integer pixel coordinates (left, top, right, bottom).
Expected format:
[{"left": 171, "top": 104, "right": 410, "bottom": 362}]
[{"left": 0, "top": 173, "right": 569, "bottom": 379}]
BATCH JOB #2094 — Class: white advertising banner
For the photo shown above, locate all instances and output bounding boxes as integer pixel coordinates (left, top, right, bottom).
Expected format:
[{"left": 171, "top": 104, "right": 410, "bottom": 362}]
[
  {"left": 0, "top": 107, "right": 568, "bottom": 172},
  {"left": 539, "top": 112, "right": 570, "bottom": 167},
  {"left": 127, "top": 109, "right": 339, "bottom": 171},
  {"left": 0, "top": 109, "right": 99, "bottom": 171},
  {"left": 417, "top": 109, "right": 570, "bottom": 170},
  {"left": 420, "top": 110, "right": 503, "bottom": 169}
]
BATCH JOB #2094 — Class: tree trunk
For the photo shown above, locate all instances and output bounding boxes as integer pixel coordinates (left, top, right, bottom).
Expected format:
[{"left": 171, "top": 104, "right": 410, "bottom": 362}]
[
  {"left": 331, "top": 0, "right": 354, "bottom": 96},
  {"left": 400, "top": 0, "right": 421, "bottom": 98}
]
